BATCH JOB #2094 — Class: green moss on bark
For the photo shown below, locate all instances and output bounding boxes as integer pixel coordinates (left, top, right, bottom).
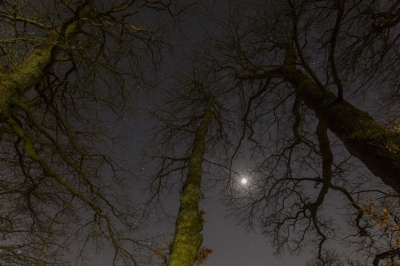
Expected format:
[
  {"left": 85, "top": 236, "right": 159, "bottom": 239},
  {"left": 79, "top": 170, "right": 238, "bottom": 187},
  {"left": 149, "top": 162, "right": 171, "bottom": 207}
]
[
  {"left": 168, "top": 102, "right": 212, "bottom": 266},
  {"left": 277, "top": 66, "right": 400, "bottom": 193},
  {"left": 0, "top": 0, "right": 94, "bottom": 119}
]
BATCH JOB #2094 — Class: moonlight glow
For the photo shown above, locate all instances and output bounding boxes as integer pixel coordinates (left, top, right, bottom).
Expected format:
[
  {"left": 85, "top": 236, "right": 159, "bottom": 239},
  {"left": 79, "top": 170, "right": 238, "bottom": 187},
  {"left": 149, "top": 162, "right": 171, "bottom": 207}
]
[{"left": 241, "top": 178, "right": 248, "bottom": 184}]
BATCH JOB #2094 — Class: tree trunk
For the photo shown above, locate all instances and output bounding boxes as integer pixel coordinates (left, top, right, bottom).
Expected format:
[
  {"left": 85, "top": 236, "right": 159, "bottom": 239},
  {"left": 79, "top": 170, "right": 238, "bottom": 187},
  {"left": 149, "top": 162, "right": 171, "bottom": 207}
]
[
  {"left": 168, "top": 101, "right": 212, "bottom": 266},
  {"left": 0, "top": 0, "right": 94, "bottom": 119},
  {"left": 274, "top": 66, "right": 400, "bottom": 194}
]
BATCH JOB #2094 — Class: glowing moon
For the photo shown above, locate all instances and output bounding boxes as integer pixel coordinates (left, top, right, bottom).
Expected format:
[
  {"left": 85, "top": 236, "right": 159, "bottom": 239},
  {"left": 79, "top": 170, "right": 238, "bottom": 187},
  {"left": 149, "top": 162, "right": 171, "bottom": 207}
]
[{"left": 241, "top": 178, "right": 248, "bottom": 184}]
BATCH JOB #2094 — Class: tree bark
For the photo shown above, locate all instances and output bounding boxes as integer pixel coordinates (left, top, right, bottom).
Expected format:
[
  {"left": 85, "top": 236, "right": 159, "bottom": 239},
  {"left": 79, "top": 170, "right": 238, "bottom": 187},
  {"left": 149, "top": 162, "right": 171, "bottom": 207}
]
[
  {"left": 0, "top": 0, "right": 94, "bottom": 119},
  {"left": 274, "top": 66, "right": 400, "bottom": 194},
  {"left": 168, "top": 101, "right": 212, "bottom": 266}
]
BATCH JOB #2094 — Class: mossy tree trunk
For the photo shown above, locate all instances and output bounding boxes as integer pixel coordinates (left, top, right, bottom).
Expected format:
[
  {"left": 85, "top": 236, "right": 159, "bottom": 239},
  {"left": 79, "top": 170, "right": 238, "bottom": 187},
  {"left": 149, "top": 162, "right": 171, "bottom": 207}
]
[
  {"left": 0, "top": 0, "right": 94, "bottom": 119},
  {"left": 273, "top": 66, "right": 400, "bottom": 194},
  {"left": 168, "top": 101, "right": 213, "bottom": 266}
]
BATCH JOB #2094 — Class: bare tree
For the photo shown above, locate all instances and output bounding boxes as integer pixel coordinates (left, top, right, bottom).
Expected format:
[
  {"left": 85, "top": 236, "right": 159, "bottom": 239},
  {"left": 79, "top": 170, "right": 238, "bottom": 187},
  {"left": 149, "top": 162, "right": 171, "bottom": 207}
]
[
  {"left": 141, "top": 48, "right": 238, "bottom": 264},
  {"left": 0, "top": 0, "right": 187, "bottom": 264},
  {"left": 167, "top": 99, "right": 212, "bottom": 265},
  {"left": 184, "top": 0, "right": 400, "bottom": 264}
]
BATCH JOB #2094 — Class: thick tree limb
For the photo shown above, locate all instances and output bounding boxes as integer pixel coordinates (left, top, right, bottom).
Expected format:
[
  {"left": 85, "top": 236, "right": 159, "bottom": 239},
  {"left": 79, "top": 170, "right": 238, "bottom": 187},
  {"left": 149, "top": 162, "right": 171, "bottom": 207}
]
[
  {"left": 373, "top": 248, "right": 400, "bottom": 266},
  {"left": 0, "top": 0, "right": 95, "bottom": 119},
  {"left": 272, "top": 66, "right": 400, "bottom": 194}
]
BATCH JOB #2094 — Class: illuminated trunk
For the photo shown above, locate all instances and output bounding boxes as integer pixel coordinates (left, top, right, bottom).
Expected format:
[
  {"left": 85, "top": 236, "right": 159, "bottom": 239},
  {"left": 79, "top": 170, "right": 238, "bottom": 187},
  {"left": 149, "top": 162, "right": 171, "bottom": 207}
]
[
  {"left": 168, "top": 102, "right": 212, "bottom": 266},
  {"left": 275, "top": 66, "right": 400, "bottom": 193},
  {"left": 0, "top": 0, "right": 94, "bottom": 119}
]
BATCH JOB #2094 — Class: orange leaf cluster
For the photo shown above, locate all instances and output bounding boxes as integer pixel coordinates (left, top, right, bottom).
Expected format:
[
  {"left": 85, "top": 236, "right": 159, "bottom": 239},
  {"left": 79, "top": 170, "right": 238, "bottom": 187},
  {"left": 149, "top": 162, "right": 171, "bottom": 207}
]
[
  {"left": 361, "top": 198, "right": 400, "bottom": 265},
  {"left": 195, "top": 246, "right": 214, "bottom": 265}
]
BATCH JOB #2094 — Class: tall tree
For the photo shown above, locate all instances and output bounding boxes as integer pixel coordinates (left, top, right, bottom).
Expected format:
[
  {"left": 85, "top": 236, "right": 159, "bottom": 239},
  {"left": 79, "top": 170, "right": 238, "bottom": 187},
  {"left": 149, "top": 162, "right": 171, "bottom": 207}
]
[
  {"left": 143, "top": 51, "right": 236, "bottom": 265},
  {"left": 193, "top": 0, "right": 400, "bottom": 264},
  {"left": 168, "top": 99, "right": 212, "bottom": 265},
  {"left": 0, "top": 0, "right": 182, "bottom": 264}
]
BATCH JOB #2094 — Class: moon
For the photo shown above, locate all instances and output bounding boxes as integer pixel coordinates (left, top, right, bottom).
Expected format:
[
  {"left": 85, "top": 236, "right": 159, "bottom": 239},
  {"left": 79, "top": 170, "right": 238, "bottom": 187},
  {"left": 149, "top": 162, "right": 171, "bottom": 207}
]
[{"left": 241, "top": 178, "right": 248, "bottom": 184}]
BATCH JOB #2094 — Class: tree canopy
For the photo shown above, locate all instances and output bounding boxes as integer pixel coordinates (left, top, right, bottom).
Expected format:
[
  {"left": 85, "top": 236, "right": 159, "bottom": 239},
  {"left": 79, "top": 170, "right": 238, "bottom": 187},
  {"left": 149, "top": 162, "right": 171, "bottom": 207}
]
[
  {"left": 1, "top": 0, "right": 400, "bottom": 265},
  {"left": 0, "top": 0, "right": 182, "bottom": 264}
]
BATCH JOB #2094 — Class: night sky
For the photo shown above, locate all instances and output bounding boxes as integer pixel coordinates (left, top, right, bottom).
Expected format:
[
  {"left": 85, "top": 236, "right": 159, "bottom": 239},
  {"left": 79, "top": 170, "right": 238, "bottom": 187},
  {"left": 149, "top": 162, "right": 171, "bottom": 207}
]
[
  {"left": 201, "top": 193, "right": 310, "bottom": 265},
  {"left": 2, "top": 0, "right": 400, "bottom": 265}
]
